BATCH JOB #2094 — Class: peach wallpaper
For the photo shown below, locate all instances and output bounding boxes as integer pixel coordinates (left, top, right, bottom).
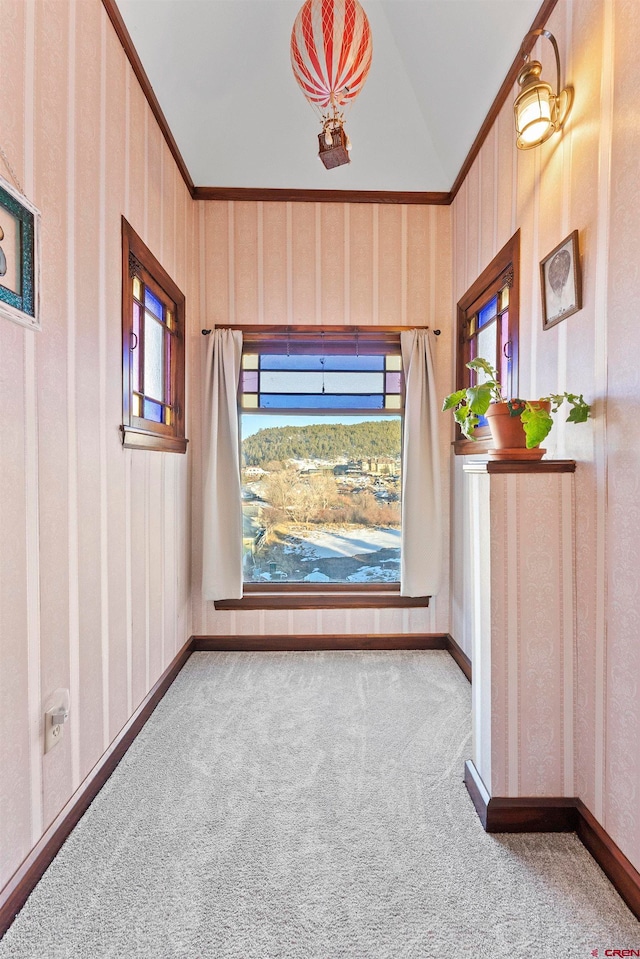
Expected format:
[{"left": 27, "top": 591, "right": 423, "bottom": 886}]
[
  {"left": 189, "top": 199, "right": 453, "bottom": 639},
  {"left": 3, "top": 0, "right": 638, "bottom": 919},
  {"left": 450, "top": 0, "right": 640, "bottom": 873},
  {"left": 0, "top": 0, "right": 196, "bottom": 891}
]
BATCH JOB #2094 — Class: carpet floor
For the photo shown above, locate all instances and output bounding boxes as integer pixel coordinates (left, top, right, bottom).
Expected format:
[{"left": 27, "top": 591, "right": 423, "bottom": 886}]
[{"left": 1, "top": 650, "right": 638, "bottom": 958}]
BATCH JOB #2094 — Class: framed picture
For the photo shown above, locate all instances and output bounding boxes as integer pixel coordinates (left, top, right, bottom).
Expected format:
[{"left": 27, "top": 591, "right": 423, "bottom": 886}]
[
  {"left": 540, "top": 230, "right": 582, "bottom": 330},
  {"left": 0, "top": 174, "right": 40, "bottom": 331}
]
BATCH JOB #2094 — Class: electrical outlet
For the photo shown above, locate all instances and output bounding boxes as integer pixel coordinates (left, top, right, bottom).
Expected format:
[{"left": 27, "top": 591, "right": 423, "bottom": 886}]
[
  {"left": 44, "top": 688, "right": 70, "bottom": 755},
  {"left": 44, "top": 711, "right": 64, "bottom": 753}
]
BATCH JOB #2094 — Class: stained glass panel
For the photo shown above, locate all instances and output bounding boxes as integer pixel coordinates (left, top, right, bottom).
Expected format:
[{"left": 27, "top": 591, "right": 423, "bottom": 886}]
[
  {"left": 144, "top": 288, "right": 163, "bottom": 321},
  {"left": 478, "top": 296, "right": 498, "bottom": 327},
  {"left": 132, "top": 302, "right": 140, "bottom": 392},
  {"left": 242, "top": 370, "right": 258, "bottom": 392},
  {"left": 260, "top": 394, "right": 384, "bottom": 409},
  {"left": 242, "top": 354, "right": 259, "bottom": 370},
  {"left": 132, "top": 276, "right": 142, "bottom": 301},
  {"left": 385, "top": 372, "right": 402, "bottom": 394},
  {"left": 260, "top": 354, "right": 384, "bottom": 372},
  {"left": 477, "top": 323, "right": 497, "bottom": 374},
  {"left": 385, "top": 355, "right": 402, "bottom": 371},
  {"left": 144, "top": 314, "right": 165, "bottom": 401},
  {"left": 260, "top": 371, "right": 383, "bottom": 395},
  {"left": 143, "top": 399, "right": 163, "bottom": 422}
]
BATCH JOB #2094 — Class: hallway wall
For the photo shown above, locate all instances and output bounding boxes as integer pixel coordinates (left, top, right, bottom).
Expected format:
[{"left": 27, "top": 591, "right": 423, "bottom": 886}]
[
  {"left": 190, "top": 200, "right": 452, "bottom": 638},
  {"left": 449, "top": 0, "right": 640, "bottom": 872},
  {"left": 0, "top": 0, "right": 196, "bottom": 892}
]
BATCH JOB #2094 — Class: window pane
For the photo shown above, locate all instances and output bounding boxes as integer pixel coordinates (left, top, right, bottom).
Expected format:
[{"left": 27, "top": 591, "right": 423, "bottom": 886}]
[
  {"left": 242, "top": 394, "right": 259, "bottom": 409},
  {"left": 132, "top": 303, "right": 141, "bottom": 392},
  {"left": 242, "top": 353, "right": 259, "bottom": 370},
  {"left": 478, "top": 297, "right": 498, "bottom": 327},
  {"left": 143, "top": 399, "right": 163, "bottom": 422},
  {"left": 132, "top": 393, "right": 141, "bottom": 416},
  {"left": 132, "top": 276, "right": 142, "bottom": 301},
  {"left": 144, "top": 314, "right": 165, "bottom": 401},
  {"left": 385, "top": 394, "right": 402, "bottom": 410},
  {"left": 385, "top": 372, "right": 402, "bottom": 393},
  {"left": 242, "top": 370, "right": 258, "bottom": 392},
  {"left": 385, "top": 355, "right": 402, "bottom": 371},
  {"left": 260, "top": 394, "right": 384, "bottom": 409},
  {"left": 499, "top": 286, "right": 510, "bottom": 310},
  {"left": 144, "top": 288, "right": 163, "bottom": 320},
  {"left": 260, "top": 354, "right": 384, "bottom": 372},
  {"left": 241, "top": 414, "right": 401, "bottom": 584},
  {"left": 260, "top": 371, "right": 384, "bottom": 395},
  {"left": 476, "top": 323, "right": 498, "bottom": 372}
]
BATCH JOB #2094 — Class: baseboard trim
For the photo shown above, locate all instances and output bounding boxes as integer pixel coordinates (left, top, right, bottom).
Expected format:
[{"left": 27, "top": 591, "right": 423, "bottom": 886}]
[
  {"left": 576, "top": 799, "right": 640, "bottom": 921},
  {"left": 0, "top": 637, "right": 193, "bottom": 939},
  {"left": 464, "top": 761, "right": 640, "bottom": 920},
  {"left": 445, "top": 634, "right": 472, "bottom": 682},
  {"left": 191, "top": 633, "right": 450, "bottom": 652}
]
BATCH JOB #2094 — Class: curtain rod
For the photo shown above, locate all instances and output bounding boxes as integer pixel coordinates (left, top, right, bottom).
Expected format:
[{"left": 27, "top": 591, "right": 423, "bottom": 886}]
[{"left": 201, "top": 327, "right": 441, "bottom": 336}]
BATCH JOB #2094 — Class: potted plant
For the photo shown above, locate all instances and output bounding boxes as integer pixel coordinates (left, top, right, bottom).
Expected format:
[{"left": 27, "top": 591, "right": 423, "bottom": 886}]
[{"left": 442, "top": 357, "right": 591, "bottom": 456}]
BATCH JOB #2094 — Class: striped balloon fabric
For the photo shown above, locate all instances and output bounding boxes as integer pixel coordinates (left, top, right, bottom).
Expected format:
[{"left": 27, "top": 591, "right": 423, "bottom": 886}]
[{"left": 290, "top": 0, "right": 373, "bottom": 110}]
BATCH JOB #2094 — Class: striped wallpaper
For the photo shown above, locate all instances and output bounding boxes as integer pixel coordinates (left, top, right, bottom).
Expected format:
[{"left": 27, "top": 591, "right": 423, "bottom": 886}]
[
  {"left": 450, "top": 0, "right": 640, "bottom": 874},
  {"left": 189, "top": 199, "right": 453, "bottom": 639},
  {"left": 0, "top": 0, "right": 196, "bottom": 891}
]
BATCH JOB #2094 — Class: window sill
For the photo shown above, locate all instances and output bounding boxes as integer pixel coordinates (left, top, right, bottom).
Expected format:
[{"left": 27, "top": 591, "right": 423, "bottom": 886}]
[
  {"left": 214, "top": 584, "right": 430, "bottom": 610},
  {"left": 121, "top": 425, "right": 188, "bottom": 453},
  {"left": 452, "top": 427, "right": 491, "bottom": 456}
]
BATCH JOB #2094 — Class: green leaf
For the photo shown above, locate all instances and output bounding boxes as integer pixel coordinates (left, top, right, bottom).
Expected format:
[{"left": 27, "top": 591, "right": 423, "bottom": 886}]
[
  {"left": 454, "top": 408, "right": 478, "bottom": 439},
  {"left": 520, "top": 405, "right": 554, "bottom": 448},
  {"left": 466, "top": 384, "right": 492, "bottom": 415},
  {"left": 467, "top": 357, "right": 498, "bottom": 381},
  {"left": 442, "top": 390, "right": 467, "bottom": 412}
]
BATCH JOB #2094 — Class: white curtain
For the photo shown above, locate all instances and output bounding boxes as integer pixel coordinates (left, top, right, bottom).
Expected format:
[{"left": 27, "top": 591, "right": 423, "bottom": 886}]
[
  {"left": 202, "top": 329, "right": 244, "bottom": 601},
  {"left": 400, "top": 329, "right": 442, "bottom": 597}
]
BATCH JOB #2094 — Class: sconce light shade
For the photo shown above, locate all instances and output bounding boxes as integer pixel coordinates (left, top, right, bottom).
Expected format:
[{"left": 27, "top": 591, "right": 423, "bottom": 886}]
[{"left": 514, "top": 30, "right": 573, "bottom": 150}]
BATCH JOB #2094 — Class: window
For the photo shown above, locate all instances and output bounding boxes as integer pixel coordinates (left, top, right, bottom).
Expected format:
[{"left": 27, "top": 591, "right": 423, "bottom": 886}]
[
  {"left": 454, "top": 231, "right": 520, "bottom": 454},
  {"left": 215, "top": 326, "right": 428, "bottom": 610},
  {"left": 121, "top": 218, "right": 187, "bottom": 453}
]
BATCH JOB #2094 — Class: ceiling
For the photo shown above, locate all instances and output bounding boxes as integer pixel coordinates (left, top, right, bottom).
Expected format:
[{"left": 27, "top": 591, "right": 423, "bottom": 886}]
[{"left": 114, "top": 0, "right": 543, "bottom": 194}]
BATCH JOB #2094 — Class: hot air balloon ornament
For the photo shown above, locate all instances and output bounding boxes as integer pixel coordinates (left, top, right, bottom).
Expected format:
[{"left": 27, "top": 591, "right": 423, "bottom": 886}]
[{"left": 290, "top": 0, "right": 373, "bottom": 169}]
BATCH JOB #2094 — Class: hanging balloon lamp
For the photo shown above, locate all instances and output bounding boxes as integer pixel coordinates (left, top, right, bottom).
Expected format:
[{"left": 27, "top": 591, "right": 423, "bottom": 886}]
[{"left": 290, "top": 0, "right": 373, "bottom": 169}]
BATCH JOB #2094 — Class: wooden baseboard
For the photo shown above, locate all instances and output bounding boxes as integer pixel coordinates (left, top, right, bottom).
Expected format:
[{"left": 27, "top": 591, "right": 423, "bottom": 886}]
[
  {"left": 0, "top": 637, "right": 193, "bottom": 939},
  {"left": 464, "top": 761, "right": 640, "bottom": 920},
  {"left": 576, "top": 799, "right": 640, "bottom": 921},
  {"left": 191, "top": 633, "right": 450, "bottom": 652},
  {"left": 464, "top": 761, "right": 578, "bottom": 832},
  {"left": 445, "top": 634, "right": 472, "bottom": 682}
]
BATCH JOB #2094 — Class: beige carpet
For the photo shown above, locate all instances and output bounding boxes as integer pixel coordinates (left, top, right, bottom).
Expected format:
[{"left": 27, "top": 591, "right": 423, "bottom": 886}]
[{"left": 1, "top": 650, "right": 638, "bottom": 958}]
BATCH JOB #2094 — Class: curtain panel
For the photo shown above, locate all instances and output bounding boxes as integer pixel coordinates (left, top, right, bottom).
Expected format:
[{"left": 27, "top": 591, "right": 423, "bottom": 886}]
[
  {"left": 400, "top": 329, "right": 442, "bottom": 597},
  {"left": 202, "top": 329, "right": 244, "bottom": 601}
]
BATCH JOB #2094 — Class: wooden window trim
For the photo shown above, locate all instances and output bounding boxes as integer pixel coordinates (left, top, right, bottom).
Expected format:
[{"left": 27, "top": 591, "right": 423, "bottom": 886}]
[
  {"left": 232, "top": 324, "right": 427, "bottom": 606},
  {"left": 453, "top": 231, "right": 520, "bottom": 456},
  {"left": 121, "top": 218, "right": 188, "bottom": 453},
  {"left": 215, "top": 584, "right": 430, "bottom": 610}
]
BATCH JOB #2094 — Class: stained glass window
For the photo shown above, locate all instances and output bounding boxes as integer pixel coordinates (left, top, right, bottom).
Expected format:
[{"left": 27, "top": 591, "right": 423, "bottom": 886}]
[
  {"left": 240, "top": 349, "right": 404, "bottom": 412},
  {"left": 122, "top": 219, "right": 187, "bottom": 453},
  {"left": 455, "top": 231, "right": 520, "bottom": 447}
]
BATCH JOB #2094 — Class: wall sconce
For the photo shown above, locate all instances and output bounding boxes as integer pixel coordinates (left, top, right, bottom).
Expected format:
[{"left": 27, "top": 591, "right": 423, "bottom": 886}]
[{"left": 514, "top": 29, "right": 573, "bottom": 150}]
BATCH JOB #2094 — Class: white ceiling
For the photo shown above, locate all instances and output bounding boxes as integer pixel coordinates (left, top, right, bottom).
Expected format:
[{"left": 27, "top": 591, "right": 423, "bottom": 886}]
[{"left": 115, "top": 0, "right": 542, "bottom": 192}]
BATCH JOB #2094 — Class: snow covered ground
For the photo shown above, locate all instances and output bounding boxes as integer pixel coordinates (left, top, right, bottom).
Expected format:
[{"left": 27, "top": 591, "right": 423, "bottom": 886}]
[{"left": 283, "top": 526, "right": 400, "bottom": 559}]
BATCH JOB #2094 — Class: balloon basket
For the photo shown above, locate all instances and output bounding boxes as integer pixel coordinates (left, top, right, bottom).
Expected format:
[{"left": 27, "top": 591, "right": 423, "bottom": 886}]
[{"left": 318, "top": 127, "right": 350, "bottom": 169}]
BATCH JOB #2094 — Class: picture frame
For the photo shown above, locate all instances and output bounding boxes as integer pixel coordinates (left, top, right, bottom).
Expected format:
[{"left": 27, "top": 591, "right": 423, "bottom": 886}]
[
  {"left": 540, "top": 230, "right": 582, "bottom": 330},
  {"left": 0, "top": 174, "right": 41, "bottom": 331}
]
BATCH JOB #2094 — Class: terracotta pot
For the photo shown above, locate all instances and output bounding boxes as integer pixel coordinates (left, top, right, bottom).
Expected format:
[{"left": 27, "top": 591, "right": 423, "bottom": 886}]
[{"left": 485, "top": 401, "right": 551, "bottom": 461}]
